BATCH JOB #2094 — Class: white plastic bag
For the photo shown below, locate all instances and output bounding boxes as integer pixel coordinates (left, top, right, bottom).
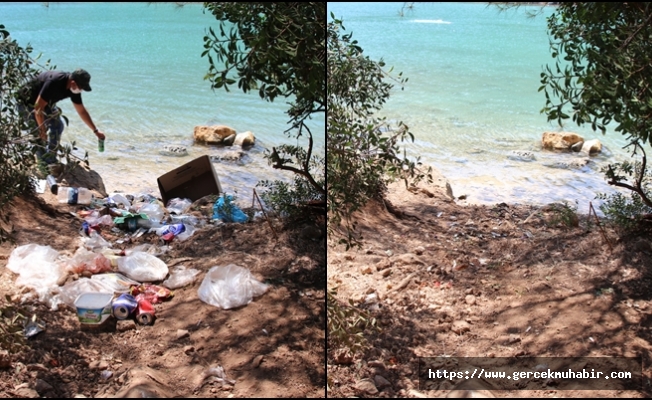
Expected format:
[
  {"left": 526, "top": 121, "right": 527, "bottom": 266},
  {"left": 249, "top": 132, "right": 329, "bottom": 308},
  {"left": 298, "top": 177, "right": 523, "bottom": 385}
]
[
  {"left": 81, "top": 231, "right": 112, "bottom": 251},
  {"left": 117, "top": 251, "right": 169, "bottom": 282},
  {"left": 7, "top": 244, "right": 66, "bottom": 309},
  {"left": 53, "top": 277, "right": 114, "bottom": 308},
  {"left": 162, "top": 266, "right": 201, "bottom": 289},
  {"left": 91, "top": 273, "right": 140, "bottom": 293},
  {"left": 198, "top": 264, "right": 268, "bottom": 309},
  {"left": 138, "top": 202, "right": 166, "bottom": 223},
  {"left": 65, "top": 247, "right": 112, "bottom": 274},
  {"left": 109, "top": 193, "right": 131, "bottom": 208},
  {"left": 166, "top": 198, "right": 192, "bottom": 215}
]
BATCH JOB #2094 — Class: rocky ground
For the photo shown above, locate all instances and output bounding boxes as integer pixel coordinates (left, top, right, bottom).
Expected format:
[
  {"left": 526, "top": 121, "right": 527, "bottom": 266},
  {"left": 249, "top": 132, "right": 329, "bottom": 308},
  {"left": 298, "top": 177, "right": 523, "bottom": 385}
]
[
  {"left": 327, "top": 176, "right": 652, "bottom": 398},
  {"left": 0, "top": 165, "right": 325, "bottom": 398}
]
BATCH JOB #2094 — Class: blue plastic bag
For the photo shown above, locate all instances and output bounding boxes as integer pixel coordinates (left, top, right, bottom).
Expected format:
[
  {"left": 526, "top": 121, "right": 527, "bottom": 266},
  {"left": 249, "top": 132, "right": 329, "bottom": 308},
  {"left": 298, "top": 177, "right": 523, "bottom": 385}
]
[{"left": 213, "top": 195, "right": 249, "bottom": 223}]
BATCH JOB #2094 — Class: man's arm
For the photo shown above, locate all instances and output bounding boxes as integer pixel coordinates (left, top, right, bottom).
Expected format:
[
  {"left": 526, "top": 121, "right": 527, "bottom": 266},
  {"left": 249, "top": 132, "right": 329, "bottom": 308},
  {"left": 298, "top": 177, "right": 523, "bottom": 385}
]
[
  {"left": 33, "top": 96, "right": 48, "bottom": 141},
  {"left": 73, "top": 102, "right": 105, "bottom": 140}
]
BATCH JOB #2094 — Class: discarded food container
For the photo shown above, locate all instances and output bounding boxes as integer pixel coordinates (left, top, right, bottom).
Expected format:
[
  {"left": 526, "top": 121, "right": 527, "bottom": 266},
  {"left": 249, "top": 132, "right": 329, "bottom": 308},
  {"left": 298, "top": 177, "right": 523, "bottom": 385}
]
[
  {"left": 135, "top": 295, "right": 155, "bottom": 325},
  {"left": 74, "top": 292, "right": 114, "bottom": 325},
  {"left": 157, "top": 155, "right": 222, "bottom": 206},
  {"left": 112, "top": 293, "right": 138, "bottom": 320}
]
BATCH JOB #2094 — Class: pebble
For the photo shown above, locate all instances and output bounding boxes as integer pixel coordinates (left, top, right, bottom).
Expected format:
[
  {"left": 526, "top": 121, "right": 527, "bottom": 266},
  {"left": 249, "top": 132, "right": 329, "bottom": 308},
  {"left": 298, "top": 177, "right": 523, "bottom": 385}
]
[
  {"left": 395, "top": 253, "right": 425, "bottom": 266},
  {"left": 508, "top": 334, "right": 521, "bottom": 344},
  {"left": 465, "top": 295, "right": 476, "bottom": 305},
  {"left": 368, "top": 360, "right": 386, "bottom": 369},
  {"left": 252, "top": 355, "right": 264, "bottom": 368},
  {"left": 15, "top": 387, "right": 39, "bottom": 398},
  {"left": 451, "top": 320, "right": 471, "bottom": 334},
  {"left": 354, "top": 378, "right": 378, "bottom": 395},
  {"left": 375, "top": 258, "right": 393, "bottom": 271},
  {"left": 0, "top": 350, "right": 10, "bottom": 369},
  {"left": 183, "top": 345, "right": 195, "bottom": 354},
  {"left": 34, "top": 379, "right": 53, "bottom": 393},
  {"left": 333, "top": 350, "right": 353, "bottom": 365},
  {"left": 117, "top": 320, "right": 137, "bottom": 332},
  {"left": 176, "top": 329, "right": 190, "bottom": 340},
  {"left": 414, "top": 246, "right": 425, "bottom": 255},
  {"left": 374, "top": 375, "right": 391, "bottom": 390}
]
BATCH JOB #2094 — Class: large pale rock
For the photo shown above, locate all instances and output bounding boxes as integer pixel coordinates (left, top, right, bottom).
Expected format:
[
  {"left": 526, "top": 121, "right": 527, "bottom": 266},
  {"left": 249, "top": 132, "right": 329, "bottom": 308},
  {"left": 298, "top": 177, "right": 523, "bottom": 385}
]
[
  {"left": 542, "top": 132, "right": 584, "bottom": 151},
  {"left": 581, "top": 139, "right": 602, "bottom": 155},
  {"left": 193, "top": 125, "right": 236, "bottom": 145},
  {"left": 354, "top": 378, "right": 378, "bottom": 395},
  {"left": 233, "top": 131, "right": 255, "bottom": 146}
]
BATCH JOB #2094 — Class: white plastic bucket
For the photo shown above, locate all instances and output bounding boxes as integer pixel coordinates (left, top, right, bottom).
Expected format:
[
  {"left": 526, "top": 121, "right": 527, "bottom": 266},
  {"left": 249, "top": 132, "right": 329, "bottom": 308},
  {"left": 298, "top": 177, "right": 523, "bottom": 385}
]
[{"left": 74, "top": 292, "right": 113, "bottom": 324}]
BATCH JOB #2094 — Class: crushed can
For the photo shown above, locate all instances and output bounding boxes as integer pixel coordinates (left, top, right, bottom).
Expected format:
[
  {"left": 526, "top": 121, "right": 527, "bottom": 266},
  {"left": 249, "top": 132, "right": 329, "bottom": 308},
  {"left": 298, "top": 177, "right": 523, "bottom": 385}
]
[
  {"left": 135, "top": 294, "right": 155, "bottom": 325},
  {"left": 112, "top": 293, "right": 138, "bottom": 320}
]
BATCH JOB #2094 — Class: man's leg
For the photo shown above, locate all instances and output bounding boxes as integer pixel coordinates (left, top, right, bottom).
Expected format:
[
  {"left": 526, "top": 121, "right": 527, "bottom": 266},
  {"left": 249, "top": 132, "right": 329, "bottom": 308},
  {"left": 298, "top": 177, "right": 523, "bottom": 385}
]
[{"left": 42, "top": 106, "right": 64, "bottom": 164}]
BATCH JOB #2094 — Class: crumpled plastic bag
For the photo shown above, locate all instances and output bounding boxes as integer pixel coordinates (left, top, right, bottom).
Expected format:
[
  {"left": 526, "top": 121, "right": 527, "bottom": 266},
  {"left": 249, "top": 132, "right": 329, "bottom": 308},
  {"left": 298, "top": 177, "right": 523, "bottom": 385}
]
[
  {"left": 53, "top": 277, "right": 115, "bottom": 308},
  {"left": 65, "top": 247, "right": 112, "bottom": 275},
  {"left": 91, "top": 273, "right": 140, "bottom": 293},
  {"left": 212, "top": 195, "right": 249, "bottom": 223},
  {"left": 128, "top": 243, "right": 168, "bottom": 257},
  {"left": 162, "top": 266, "right": 201, "bottom": 289},
  {"left": 198, "top": 264, "right": 268, "bottom": 309},
  {"left": 117, "top": 251, "right": 169, "bottom": 282},
  {"left": 7, "top": 244, "right": 66, "bottom": 308},
  {"left": 166, "top": 197, "right": 192, "bottom": 215},
  {"left": 81, "top": 231, "right": 112, "bottom": 251},
  {"left": 138, "top": 202, "right": 166, "bottom": 223}
]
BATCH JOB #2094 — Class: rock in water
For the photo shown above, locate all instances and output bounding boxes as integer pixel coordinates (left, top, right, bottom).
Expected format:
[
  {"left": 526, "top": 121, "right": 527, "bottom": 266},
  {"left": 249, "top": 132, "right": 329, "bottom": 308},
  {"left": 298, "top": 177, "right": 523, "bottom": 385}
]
[
  {"left": 542, "top": 131, "right": 584, "bottom": 151},
  {"left": 159, "top": 145, "right": 188, "bottom": 157},
  {"left": 507, "top": 150, "right": 535, "bottom": 162},
  {"left": 193, "top": 125, "right": 236, "bottom": 144}
]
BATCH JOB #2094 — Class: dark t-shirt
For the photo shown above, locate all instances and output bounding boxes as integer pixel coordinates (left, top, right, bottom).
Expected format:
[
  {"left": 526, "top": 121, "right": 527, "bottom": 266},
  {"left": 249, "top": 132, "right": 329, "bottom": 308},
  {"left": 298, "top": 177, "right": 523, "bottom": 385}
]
[{"left": 21, "top": 71, "right": 82, "bottom": 107}]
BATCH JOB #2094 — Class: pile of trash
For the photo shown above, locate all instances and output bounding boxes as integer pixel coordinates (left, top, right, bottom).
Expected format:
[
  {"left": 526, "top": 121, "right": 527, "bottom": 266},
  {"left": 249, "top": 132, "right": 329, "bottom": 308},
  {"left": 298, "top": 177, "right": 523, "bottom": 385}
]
[{"left": 5, "top": 191, "right": 269, "bottom": 332}]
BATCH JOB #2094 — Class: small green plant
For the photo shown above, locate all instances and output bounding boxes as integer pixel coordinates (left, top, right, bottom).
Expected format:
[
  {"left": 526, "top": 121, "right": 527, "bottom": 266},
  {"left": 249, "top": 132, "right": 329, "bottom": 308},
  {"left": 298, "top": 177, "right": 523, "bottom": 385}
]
[
  {"left": 0, "top": 295, "right": 28, "bottom": 355},
  {"left": 258, "top": 153, "right": 325, "bottom": 222},
  {"left": 546, "top": 200, "right": 580, "bottom": 228},
  {"left": 597, "top": 149, "right": 652, "bottom": 233},
  {"left": 597, "top": 190, "right": 652, "bottom": 233},
  {"left": 327, "top": 287, "right": 379, "bottom": 356}
]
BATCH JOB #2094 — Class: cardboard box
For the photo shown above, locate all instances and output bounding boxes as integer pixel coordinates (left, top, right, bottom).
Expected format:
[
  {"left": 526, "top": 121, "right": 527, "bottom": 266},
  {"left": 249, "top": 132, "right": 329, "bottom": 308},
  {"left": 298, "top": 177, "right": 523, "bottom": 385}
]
[{"left": 157, "top": 155, "right": 223, "bottom": 205}]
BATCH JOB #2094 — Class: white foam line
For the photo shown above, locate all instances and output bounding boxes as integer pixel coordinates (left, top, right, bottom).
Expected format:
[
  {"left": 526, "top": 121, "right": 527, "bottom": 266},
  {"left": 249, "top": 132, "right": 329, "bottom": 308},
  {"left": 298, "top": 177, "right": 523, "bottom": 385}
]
[{"left": 412, "top": 19, "right": 452, "bottom": 24}]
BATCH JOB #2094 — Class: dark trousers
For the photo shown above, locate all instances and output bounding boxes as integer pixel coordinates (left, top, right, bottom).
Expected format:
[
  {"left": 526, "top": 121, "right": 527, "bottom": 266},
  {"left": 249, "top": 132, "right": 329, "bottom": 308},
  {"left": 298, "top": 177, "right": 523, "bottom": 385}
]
[{"left": 18, "top": 103, "right": 64, "bottom": 163}]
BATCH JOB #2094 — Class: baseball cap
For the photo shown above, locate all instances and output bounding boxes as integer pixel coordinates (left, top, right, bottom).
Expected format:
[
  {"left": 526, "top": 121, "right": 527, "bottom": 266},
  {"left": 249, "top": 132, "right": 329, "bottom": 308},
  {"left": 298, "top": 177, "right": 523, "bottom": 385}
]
[{"left": 71, "top": 69, "right": 92, "bottom": 91}]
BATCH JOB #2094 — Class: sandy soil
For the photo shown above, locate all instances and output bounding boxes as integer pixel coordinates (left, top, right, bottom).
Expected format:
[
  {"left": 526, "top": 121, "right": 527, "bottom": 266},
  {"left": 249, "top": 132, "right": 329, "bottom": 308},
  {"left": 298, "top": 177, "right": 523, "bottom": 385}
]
[
  {"left": 327, "top": 174, "right": 652, "bottom": 398},
  {"left": 0, "top": 168, "right": 325, "bottom": 398}
]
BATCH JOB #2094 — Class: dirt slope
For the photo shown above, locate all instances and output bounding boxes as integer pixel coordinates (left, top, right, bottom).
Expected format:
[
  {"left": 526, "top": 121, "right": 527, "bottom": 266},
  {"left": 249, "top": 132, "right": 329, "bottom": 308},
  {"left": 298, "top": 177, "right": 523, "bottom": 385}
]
[{"left": 327, "top": 179, "right": 652, "bottom": 398}]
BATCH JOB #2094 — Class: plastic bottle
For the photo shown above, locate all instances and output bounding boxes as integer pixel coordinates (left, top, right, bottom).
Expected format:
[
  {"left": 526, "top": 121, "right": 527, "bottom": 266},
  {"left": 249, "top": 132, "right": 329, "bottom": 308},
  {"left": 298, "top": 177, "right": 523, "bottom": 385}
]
[
  {"left": 57, "top": 187, "right": 93, "bottom": 205},
  {"left": 46, "top": 175, "right": 58, "bottom": 195},
  {"left": 152, "top": 223, "right": 186, "bottom": 237}
]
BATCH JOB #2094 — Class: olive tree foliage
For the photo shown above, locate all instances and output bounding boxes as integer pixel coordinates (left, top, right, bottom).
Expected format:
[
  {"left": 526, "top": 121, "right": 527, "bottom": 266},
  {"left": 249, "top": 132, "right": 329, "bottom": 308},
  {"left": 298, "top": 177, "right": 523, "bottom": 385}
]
[
  {"left": 538, "top": 3, "right": 652, "bottom": 224},
  {"left": 328, "top": 15, "right": 431, "bottom": 249},
  {"left": 0, "top": 25, "right": 42, "bottom": 242},
  {"left": 201, "top": 2, "right": 325, "bottom": 219}
]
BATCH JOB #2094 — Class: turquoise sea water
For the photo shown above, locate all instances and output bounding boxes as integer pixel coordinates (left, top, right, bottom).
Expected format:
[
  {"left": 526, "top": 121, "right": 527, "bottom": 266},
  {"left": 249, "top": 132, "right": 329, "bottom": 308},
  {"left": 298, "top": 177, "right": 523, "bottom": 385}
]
[
  {"left": 328, "top": 2, "right": 633, "bottom": 208},
  {"left": 2, "top": 2, "right": 324, "bottom": 198}
]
